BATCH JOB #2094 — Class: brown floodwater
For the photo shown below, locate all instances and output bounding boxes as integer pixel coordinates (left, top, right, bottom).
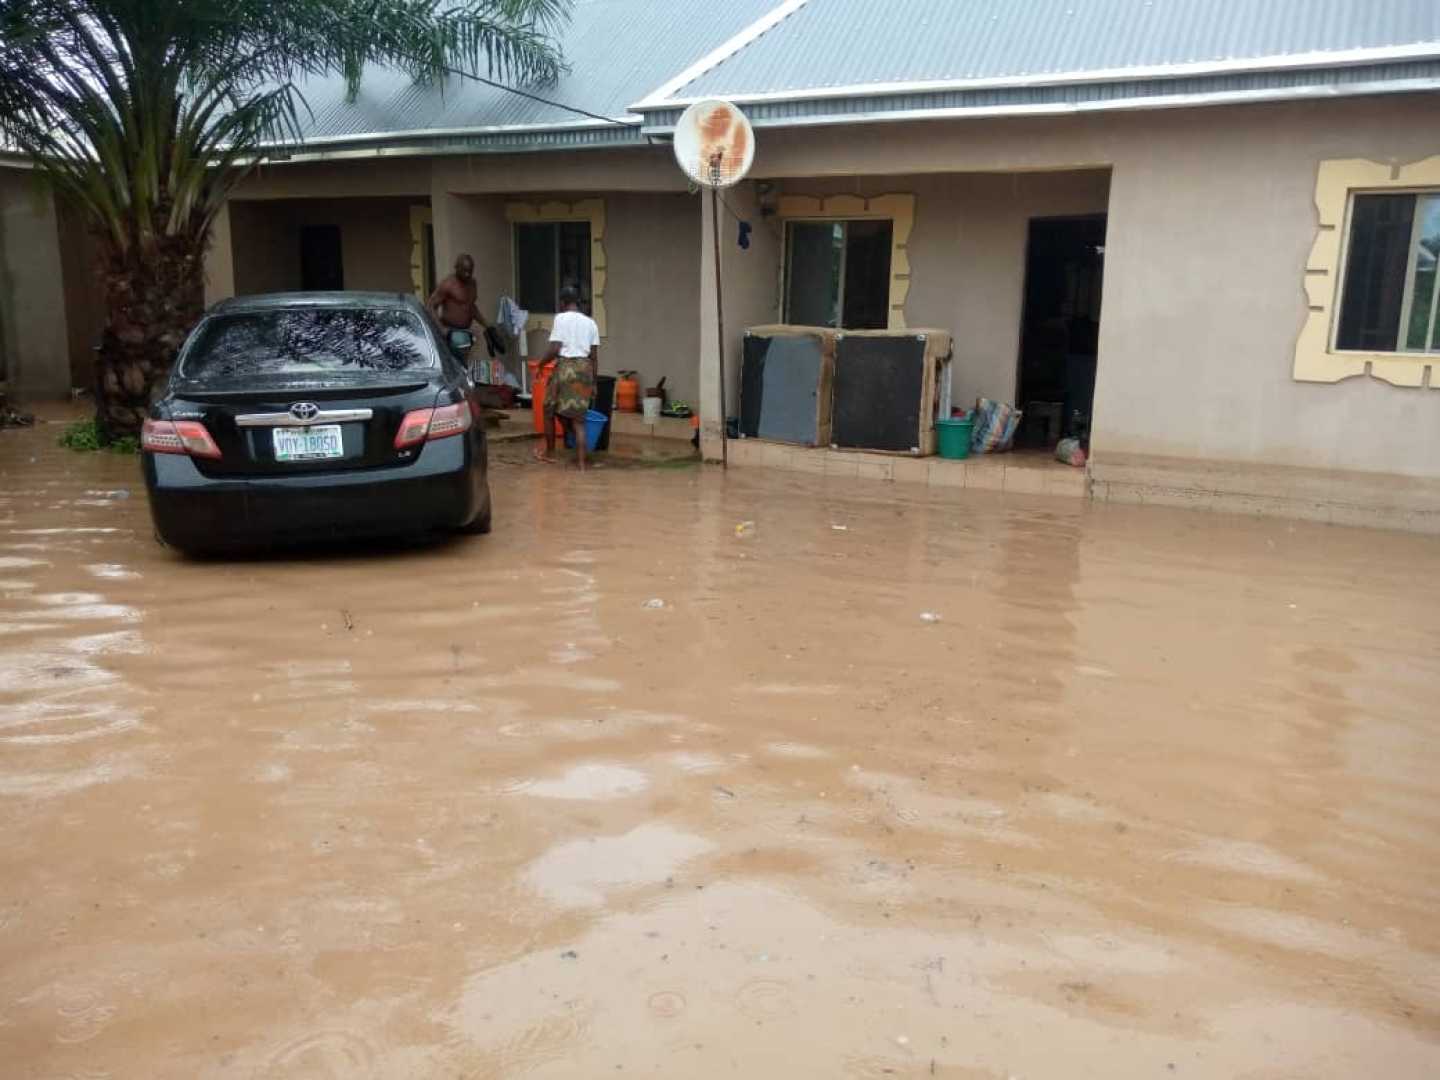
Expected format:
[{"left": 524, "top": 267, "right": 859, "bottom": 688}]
[{"left": 2, "top": 417, "right": 1439, "bottom": 1079}]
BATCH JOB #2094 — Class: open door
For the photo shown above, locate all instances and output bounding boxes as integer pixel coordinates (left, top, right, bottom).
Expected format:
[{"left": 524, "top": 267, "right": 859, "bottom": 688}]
[
  {"left": 299, "top": 224, "right": 344, "bottom": 291},
  {"left": 1016, "top": 215, "right": 1105, "bottom": 448}
]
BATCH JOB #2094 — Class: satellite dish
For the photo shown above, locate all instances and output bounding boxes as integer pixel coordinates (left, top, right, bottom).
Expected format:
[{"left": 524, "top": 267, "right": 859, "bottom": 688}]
[
  {"left": 674, "top": 100, "right": 755, "bottom": 470},
  {"left": 673, "top": 99, "right": 755, "bottom": 189}
]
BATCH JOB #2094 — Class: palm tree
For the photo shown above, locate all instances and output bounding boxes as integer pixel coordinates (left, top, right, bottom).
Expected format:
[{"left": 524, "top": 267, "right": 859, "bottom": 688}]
[{"left": 0, "top": 0, "right": 569, "bottom": 438}]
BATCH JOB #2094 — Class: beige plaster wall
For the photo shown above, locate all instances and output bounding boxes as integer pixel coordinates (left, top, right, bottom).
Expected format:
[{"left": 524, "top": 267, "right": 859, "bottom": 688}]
[
  {"left": 770, "top": 171, "right": 1110, "bottom": 410},
  {"left": 224, "top": 145, "right": 697, "bottom": 309},
  {"left": 232, "top": 145, "right": 692, "bottom": 205},
  {"left": 234, "top": 158, "right": 430, "bottom": 201},
  {"left": 220, "top": 147, "right": 698, "bottom": 339},
  {"left": 700, "top": 180, "right": 784, "bottom": 452},
  {"left": 54, "top": 195, "right": 105, "bottom": 391},
  {"left": 431, "top": 146, "right": 692, "bottom": 196},
  {"left": 431, "top": 193, "right": 509, "bottom": 323},
  {"left": 604, "top": 192, "right": 702, "bottom": 404},
  {"left": 228, "top": 201, "right": 295, "bottom": 295},
  {"left": 696, "top": 169, "right": 1108, "bottom": 445},
  {"left": 1094, "top": 99, "right": 1440, "bottom": 478},
  {"left": 337, "top": 199, "right": 420, "bottom": 295},
  {"left": 205, "top": 203, "right": 236, "bottom": 309},
  {"left": 0, "top": 168, "right": 71, "bottom": 399},
  {"left": 740, "top": 95, "right": 1440, "bottom": 479},
  {"left": 433, "top": 190, "right": 703, "bottom": 401},
  {"left": 227, "top": 197, "right": 422, "bottom": 297}
]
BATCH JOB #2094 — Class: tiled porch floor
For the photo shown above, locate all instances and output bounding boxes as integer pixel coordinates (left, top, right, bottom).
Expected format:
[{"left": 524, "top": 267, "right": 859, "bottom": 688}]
[{"left": 724, "top": 437, "right": 1089, "bottom": 498}]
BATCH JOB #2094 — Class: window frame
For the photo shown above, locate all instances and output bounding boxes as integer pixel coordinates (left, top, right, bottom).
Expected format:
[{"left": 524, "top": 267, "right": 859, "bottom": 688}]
[
  {"left": 782, "top": 218, "right": 897, "bottom": 330},
  {"left": 1391, "top": 191, "right": 1440, "bottom": 355},
  {"left": 1294, "top": 155, "right": 1440, "bottom": 388},
  {"left": 1333, "top": 186, "right": 1440, "bottom": 357},
  {"left": 773, "top": 193, "right": 915, "bottom": 331},
  {"left": 504, "top": 198, "right": 607, "bottom": 339},
  {"left": 782, "top": 218, "right": 844, "bottom": 328},
  {"left": 512, "top": 219, "right": 593, "bottom": 317}
]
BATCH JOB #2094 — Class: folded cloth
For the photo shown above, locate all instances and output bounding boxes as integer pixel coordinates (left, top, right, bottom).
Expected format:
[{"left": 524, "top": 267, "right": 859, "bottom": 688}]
[{"left": 497, "top": 296, "right": 528, "bottom": 339}]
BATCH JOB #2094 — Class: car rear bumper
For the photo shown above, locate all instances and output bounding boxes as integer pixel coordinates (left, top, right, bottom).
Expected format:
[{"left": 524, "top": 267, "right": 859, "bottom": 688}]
[{"left": 143, "top": 432, "right": 488, "bottom": 551}]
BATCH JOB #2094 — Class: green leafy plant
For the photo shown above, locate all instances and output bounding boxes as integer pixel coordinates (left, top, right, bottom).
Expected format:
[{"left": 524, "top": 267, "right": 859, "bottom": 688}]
[
  {"left": 58, "top": 418, "right": 139, "bottom": 454},
  {"left": 58, "top": 419, "right": 102, "bottom": 452},
  {"left": 1, "top": 0, "right": 570, "bottom": 440}
]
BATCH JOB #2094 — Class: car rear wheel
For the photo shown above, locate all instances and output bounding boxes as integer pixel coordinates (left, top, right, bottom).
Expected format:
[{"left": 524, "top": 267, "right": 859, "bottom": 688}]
[{"left": 458, "top": 488, "right": 492, "bottom": 535}]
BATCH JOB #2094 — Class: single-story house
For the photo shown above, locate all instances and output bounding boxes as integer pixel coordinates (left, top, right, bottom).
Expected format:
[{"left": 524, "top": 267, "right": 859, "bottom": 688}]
[{"left": 5, "top": 0, "right": 1440, "bottom": 530}]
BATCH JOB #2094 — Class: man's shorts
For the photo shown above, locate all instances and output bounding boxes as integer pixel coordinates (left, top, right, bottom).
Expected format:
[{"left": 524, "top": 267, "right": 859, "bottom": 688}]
[{"left": 446, "top": 328, "right": 474, "bottom": 360}]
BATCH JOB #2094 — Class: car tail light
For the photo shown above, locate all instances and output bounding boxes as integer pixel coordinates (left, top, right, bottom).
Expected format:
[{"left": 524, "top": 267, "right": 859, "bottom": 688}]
[
  {"left": 142, "top": 418, "right": 222, "bottom": 459},
  {"left": 394, "top": 403, "right": 473, "bottom": 449}
]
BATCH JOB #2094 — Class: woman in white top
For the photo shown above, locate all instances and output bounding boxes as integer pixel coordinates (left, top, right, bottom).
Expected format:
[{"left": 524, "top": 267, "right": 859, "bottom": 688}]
[{"left": 537, "top": 285, "right": 601, "bottom": 470}]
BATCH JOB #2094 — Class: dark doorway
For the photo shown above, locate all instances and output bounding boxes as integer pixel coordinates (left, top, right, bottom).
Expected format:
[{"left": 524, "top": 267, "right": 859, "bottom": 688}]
[
  {"left": 299, "top": 225, "right": 344, "bottom": 291},
  {"left": 1016, "top": 214, "right": 1105, "bottom": 448}
]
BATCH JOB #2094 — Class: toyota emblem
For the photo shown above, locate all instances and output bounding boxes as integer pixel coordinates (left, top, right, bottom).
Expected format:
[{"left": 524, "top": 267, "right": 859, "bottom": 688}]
[{"left": 289, "top": 402, "right": 320, "bottom": 423}]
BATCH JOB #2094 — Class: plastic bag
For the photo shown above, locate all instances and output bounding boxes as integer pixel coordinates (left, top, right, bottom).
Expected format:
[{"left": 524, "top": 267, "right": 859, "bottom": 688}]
[
  {"left": 1055, "top": 437, "right": 1087, "bottom": 467},
  {"left": 971, "top": 399, "right": 1022, "bottom": 454}
]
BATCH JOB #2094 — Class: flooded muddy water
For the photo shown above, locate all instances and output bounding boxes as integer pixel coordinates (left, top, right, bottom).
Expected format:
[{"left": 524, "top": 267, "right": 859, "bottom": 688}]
[{"left": 2, "top": 418, "right": 1439, "bottom": 1078}]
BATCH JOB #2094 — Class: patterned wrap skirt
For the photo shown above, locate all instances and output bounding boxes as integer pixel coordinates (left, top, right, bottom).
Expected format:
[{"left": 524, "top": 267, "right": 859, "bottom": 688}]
[{"left": 546, "top": 357, "right": 595, "bottom": 420}]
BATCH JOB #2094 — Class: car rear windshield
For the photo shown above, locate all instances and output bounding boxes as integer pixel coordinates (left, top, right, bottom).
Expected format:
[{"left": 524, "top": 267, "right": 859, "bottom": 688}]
[{"left": 181, "top": 307, "right": 437, "bottom": 379}]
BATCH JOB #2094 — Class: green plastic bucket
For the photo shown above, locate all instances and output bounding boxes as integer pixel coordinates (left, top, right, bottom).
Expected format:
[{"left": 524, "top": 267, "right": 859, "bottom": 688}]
[{"left": 935, "top": 417, "right": 973, "bottom": 460}]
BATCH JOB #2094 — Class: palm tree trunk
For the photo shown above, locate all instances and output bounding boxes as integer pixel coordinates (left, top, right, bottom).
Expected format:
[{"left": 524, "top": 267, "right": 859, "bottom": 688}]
[{"left": 96, "top": 237, "right": 206, "bottom": 440}]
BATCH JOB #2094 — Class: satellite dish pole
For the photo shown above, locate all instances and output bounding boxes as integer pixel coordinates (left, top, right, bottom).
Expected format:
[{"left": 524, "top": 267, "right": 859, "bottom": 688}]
[
  {"left": 672, "top": 100, "right": 756, "bottom": 470},
  {"left": 709, "top": 150, "right": 729, "bottom": 469}
]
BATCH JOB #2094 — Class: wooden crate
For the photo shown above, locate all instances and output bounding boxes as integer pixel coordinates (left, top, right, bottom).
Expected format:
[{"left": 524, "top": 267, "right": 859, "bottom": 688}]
[
  {"left": 830, "top": 329, "right": 952, "bottom": 456},
  {"left": 739, "top": 325, "right": 836, "bottom": 447}
]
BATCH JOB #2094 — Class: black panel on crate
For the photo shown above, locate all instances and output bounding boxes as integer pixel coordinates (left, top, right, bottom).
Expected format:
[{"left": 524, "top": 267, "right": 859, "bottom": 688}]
[
  {"left": 832, "top": 335, "right": 927, "bottom": 452},
  {"left": 739, "top": 333, "right": 769, "bottom": 439}
]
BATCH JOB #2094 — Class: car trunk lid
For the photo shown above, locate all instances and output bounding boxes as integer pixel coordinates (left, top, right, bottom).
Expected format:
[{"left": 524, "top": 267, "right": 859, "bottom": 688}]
[{"left": 166, "top": 379, "right": 440, "bottom": 478}]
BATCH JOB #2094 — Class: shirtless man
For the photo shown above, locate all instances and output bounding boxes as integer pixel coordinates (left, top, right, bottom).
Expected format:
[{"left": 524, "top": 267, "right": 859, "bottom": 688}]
[{"left": 428, "top": 254, "right": 489, "bottom": 362}]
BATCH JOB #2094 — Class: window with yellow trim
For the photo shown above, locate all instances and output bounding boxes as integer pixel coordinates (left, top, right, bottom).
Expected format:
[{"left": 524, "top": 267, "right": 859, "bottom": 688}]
[
  {"left": 783, "top": 219, "right": 893, "bottom": 329},
  {"left": 514, "top": 220, "right": 592, "bottom": 316},
  {"left": 1336, "top": 190, "right": 1440, "bottom": 354}
]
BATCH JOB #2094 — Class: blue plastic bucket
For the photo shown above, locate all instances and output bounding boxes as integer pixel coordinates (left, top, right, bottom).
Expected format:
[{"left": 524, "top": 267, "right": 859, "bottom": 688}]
[{"left": 563, "top": 409, "right": 609, "bottom": 451}]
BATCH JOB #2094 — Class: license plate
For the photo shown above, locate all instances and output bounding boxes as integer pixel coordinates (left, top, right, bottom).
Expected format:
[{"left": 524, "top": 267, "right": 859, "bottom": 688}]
[{"left": 273, "top": 425, "right": 343, "bottom": 462}]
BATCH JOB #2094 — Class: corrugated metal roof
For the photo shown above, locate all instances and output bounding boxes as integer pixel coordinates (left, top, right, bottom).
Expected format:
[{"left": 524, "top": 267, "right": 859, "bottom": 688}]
[
  {"left": 670, "top": 0, "right": 1440, "bottom": 101},
  {"left": 286, "top": 0, "right": 779, "bottom": 144},
  {"left": 277, "top": 0, "right": 1440, "bottom": 153},
  {"left": 640, "top": 57, "right": 1440, "bottom": 133}
]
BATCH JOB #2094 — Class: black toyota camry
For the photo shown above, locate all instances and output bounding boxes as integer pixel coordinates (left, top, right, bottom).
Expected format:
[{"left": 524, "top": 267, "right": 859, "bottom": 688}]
[{"left": 142, "top": 292, "right": 491, "bottom": 554}]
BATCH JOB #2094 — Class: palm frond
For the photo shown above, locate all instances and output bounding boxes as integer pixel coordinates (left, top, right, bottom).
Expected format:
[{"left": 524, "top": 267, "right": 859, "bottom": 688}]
[{"left": 0, "top": 0, "right": 572, "bottom": 255}]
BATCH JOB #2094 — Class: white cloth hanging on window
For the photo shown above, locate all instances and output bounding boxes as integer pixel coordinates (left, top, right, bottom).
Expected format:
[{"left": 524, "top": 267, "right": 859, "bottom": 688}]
[{"left": 497, "top": 296, "right": 528, "bottom": 339}]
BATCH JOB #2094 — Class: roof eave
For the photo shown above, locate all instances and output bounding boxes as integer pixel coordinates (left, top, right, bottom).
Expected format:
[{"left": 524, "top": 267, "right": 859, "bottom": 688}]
[
  {"left": 257, "top": 114, "right": 641, "bottom": 151},
  {"left": 244, "top": 119, "right": 652, "bottom": 165},
  {"left": 633, "top": 40, "right": 1440, "bottom": 113},
  {"left": 638, "top": 59, "right": 1440, "bottom": 136}
]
